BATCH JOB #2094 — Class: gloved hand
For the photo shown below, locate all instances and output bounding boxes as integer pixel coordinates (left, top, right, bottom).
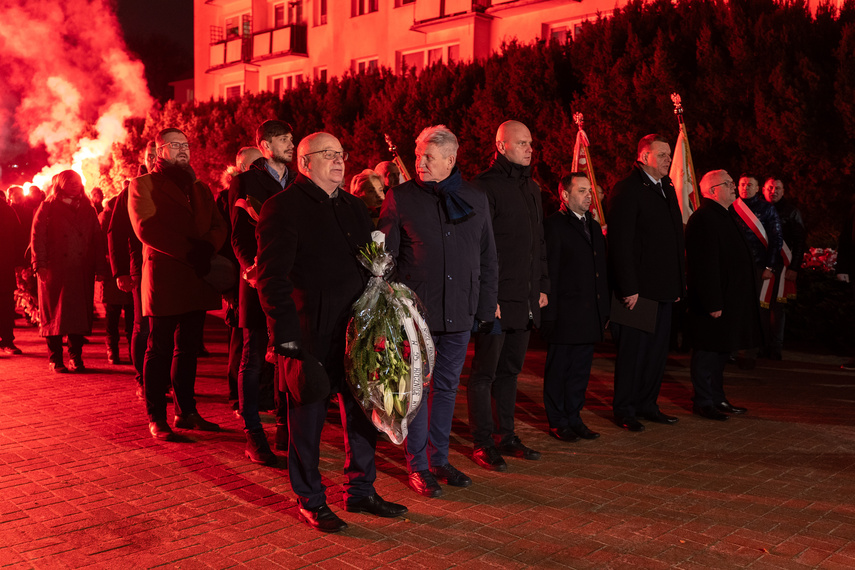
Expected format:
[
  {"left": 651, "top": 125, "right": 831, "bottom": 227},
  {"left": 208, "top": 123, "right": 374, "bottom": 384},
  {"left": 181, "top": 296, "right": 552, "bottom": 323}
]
[
  {"left": 186, "top": 239, "right": 215, "bottom": 278},
  {"left": 475, "top": 319, "right": 495, "bottom": 335},
  {"left": 273, "top": 341, "right": 303, "bottom": 360}
]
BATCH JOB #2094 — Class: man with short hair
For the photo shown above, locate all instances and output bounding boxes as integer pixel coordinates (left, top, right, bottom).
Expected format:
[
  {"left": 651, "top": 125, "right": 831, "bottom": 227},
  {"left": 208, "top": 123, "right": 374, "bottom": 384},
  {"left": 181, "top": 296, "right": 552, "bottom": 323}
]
[
  {"left": 541, "top": 173, "right": 608, "bottom": 441},
  {"left": 374, "top": 160, "right": 402, "bottom": 190},
  {"left": 686, "top": 170, "right": 759, "bottom": 420},
  {"left": 129, "top": 128, "right": 227, "bottom": 441},
  {"left": 236, "top": 147, "right": 263, "bottom": 172},
  {"left": 378, "top": 125, "right": 498, "bottom": 497},
  {"left": 256, "top": 132, "right": 407, "bottom": 533},
  {"left": 734, "top": 174, "right": 783, "bottom": 364},
  {"left": 762, "top": 177, "right": 805, "bottom": 360},
  {"left": 608, "top": 134, "right": 685, "bottom": 432},
  {"left": 230, "top": 120, "right": 296, "bottom": 465},
  {"left": 466, "top": 120, "right": 547, "bottom": 472}
]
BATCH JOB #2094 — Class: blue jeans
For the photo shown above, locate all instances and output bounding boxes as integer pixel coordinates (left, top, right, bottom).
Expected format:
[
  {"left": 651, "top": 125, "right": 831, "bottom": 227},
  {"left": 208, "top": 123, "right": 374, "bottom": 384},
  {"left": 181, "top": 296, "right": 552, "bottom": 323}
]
[
  {"left": 238, "top": 327, "right": 265, "bottom": 431},
  {"left": 405, "top": 330, "right": 471, "bottom": 472}
]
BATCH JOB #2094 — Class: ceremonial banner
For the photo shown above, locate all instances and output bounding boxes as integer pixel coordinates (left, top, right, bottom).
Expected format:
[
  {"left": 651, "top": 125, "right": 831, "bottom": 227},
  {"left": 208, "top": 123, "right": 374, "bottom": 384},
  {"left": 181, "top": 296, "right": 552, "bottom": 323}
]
[
  {"left": 669, "top": 123, "right": 699, "bottom": 224},
  {"left": 572, "top": 113, "right": 605, "bottom": 227}
]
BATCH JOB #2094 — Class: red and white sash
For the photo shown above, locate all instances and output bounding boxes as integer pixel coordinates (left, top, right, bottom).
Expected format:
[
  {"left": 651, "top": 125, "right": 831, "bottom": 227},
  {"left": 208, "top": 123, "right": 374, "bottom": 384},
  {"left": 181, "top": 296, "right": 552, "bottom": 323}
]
[{"left": 734, "top": 198, "right": 796, "bottom": 306}]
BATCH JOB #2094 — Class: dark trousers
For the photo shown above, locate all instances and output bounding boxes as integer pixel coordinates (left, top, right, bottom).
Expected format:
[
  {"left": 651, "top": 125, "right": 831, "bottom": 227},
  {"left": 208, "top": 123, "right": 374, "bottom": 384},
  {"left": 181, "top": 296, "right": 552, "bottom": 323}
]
[
  {"left": 406, "top": 330, "right": 470, "bottom": 472},
  {"left": 227, "top": 325, "right": 241, "bottom": 400},
  {"left": 467, "top": 329, "right": 530, "bottom": 449},
  {"left": 46, "top": 334, "right": 84, "bottom": 365},
  {"left": 144, "top": 310, "right": 205, "bottom": 422},
  {"left": 0, "top": 285, "right": 15, "bottom": 345},
  {"left": 769, "top": 292, "right": 785, "bottom": 353},
  {"left": 544, "top": 343, "right": 595, "bottom": 429},
  {"left": 105, "top": 303, "right": 133, "bottom": 350},
  {"left": 131, "top": 284, "right": 150, "bottom": 388},
  {"left": 612, "top": 301, "right": 673, "bottom": 419},
  {"left": 286, "top": 387, "right": 376, "bottom": 510},
  {"left": 239, "top": 326, "right": 266, "bottom": 432},
  {"left": 690, "top": 350, "right": 727, "bottom": 407}
]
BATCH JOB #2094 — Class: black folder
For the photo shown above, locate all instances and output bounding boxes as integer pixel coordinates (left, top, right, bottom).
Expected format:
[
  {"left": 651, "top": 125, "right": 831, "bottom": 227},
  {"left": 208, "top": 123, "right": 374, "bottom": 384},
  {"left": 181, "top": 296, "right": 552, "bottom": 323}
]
[{"left": 609, "top": 293, "right": 659, "bottom": 333}]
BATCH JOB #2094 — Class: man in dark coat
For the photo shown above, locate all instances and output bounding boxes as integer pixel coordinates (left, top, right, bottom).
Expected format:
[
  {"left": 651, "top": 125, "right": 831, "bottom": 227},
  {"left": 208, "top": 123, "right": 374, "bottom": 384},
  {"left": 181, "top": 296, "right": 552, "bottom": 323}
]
[
  {"left": 686, "top": 170, "right": 760, "bottom": 420},
  {"left": 608, "top": 134, "right": 686, "bottom": 432},
  {"left": 466, "top": 120, "right": 548, "bottom": 472},
  {"left": 256, "top": 132, "right": 407, "bottom": 533},
  {"left": 835, "top": 197, "right": 855, "bottom": 370},
  {"left": 230, "top": 120, "right": 295, "bottom": 466},
  {"left": 0, "top": 192, "right": 25, "bottom": 355},
  {"left": 541, "top": 173, "right": 609, "bottom": 441},
  {"left": 378, "top": 125, "right": 498, "bottom": 497},
  {"left": 109, "top": 143, "right": 155, "bottom": 398}
]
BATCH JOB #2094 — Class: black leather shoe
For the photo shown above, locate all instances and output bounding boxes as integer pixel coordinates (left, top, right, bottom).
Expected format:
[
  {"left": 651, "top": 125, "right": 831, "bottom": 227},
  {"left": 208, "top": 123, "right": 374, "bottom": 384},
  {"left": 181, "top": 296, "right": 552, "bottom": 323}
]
[
  {"left": 616, "top": 417, "right": 645, "bottom": 432},
  {"left": 693, "top": 405, "right": 729, "bottom": 421},
  {"left": 549, "top": 426, "right": 580, "bottom": 442},
  {"left": 345, "top": 493, "right": 408, "bottom": 518},
  {"left": 174, "top": 412, "right": 220, "bottom": 432},
  {"left": 641, "top": 411, "right": 679, "bottom": 425},
  {"left": 408, "top": 470, "right": 443, "bottom": 497},
  {"left": 67, "top": 358, "right": 85, "bottom": 372},
  {"left": 570, "top": 424, "right": 600, "bottom": 440},
  {"left": 149, "top": 420, "right": 175, "bottom": 441},
  {"left": 430, "top": 463, "right": 472, "bottom": 487},
  {"left": 715, "top": 400, "right": 747, "bottom": 415},
  {"left": 49, "top": 362, "right": 69, "bottom": 373},
  {"left": 0, "top": 343, "right": 22, "bottom": 355},
  {"left": 497, "top": 436, "right": 541, "bottom": 460},
  {"left": 473, "top": 446, "right": 508, "bottom": 471},
  {"left": 245, "top": 429, "right": 277, "bottom": 465},
  {"left": 298, "top": 504, "right": 348, "bottom": 533}
]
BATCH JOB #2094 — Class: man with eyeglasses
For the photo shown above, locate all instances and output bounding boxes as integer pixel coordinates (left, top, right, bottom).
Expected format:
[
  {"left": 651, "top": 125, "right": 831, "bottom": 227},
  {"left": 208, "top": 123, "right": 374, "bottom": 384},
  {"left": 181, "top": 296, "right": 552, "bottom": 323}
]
[
  {"left": 608, "top": 134, "right": 685, "bottom": 432},
  {"left": 378, "top": 125, "right": 498, "bottom": 498},
  {"left": 129, "top": 128, "right": 227, "bottom": 441},
  {"left": 465, "top": 120, "right": 548, "bottom": 472},
  {"left": 256, "top": 132, "right": 407, "bottom": 533},
  {"left": 685, "top": 170, "right": 759, "bottom": 420}
]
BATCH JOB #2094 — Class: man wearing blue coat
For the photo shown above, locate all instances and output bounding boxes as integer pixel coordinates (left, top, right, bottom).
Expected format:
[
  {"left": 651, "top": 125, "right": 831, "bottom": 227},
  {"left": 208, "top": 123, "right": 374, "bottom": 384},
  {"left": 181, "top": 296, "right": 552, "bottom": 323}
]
[{"left": 378, "top": 125, "right": 498, "bottom": 498}]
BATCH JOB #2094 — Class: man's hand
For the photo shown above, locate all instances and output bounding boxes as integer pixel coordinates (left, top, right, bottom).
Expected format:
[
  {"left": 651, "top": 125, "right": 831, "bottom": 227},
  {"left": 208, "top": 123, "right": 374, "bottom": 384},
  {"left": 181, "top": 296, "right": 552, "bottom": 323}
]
[
  {"left": 623, "top": 294, "right": 639, "bottom": 310},
  {"left": 762, "top": 268, "right": 774, "bottom": 280},
  {"left": 710, "top": 310, "right": 722, "bottom": 318},
  {"left": 837, "top": 274, "right": 850, "bottom": 283},
  {"left": 539, "top": 292, "right": 548, "bottom": 308},
  {"left": 495, "top": 304, "right": 501, "bottom": 319},
  {"left": 274, "top": 341, "right": 303, "bottom": 360},
  {"left": 116, "top": 275, "right": 135, "bottom": 292},
  {"left": 476, "top": 319, "right": 495, "bottom": 335}
]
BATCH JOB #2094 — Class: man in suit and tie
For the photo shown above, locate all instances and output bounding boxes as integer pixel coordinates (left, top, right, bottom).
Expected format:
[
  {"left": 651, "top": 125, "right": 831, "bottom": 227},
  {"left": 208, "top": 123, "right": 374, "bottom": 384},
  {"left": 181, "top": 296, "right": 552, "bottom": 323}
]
[
  {"left": 540, "top": 173, "right": 609, "bottom": 440},
  {"left": 608, "top": 134, "right": 686, "bottom": 432}
]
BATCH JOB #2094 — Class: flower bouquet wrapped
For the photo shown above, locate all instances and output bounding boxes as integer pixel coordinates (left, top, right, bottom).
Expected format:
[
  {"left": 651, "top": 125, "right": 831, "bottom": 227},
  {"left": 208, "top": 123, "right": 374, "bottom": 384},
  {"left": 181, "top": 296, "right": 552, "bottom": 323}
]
[
  {"left": 345, "top": 231, "right": 434, "bottom": 444},
  {"left": 233, "top": 195, "right": 263, "bottom": 287}
]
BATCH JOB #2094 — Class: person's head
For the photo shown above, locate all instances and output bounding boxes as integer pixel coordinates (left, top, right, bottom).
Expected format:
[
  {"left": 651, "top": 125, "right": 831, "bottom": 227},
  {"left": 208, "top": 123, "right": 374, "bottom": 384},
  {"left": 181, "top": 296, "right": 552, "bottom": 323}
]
[
  {"left": 700, "top": 169, "right": 737, "bottom": 209},
  {"left": 256, "top": 120, "right": 295, "bottom": 165},
  {"left": 90, "top": 186, "right": 103, "bottom": 203},
  {"left": 374, "top": 161, "right": 401, "bottom": 188},
  {"left": 141, "top": 141, "right": 157, "bottom": 172},
  {"left": 596, "top": 184, "right": 605, "bottom": 204},
  {"left": 350, "top": 169, "right": 385, "bottom": 210},
  {"left": 51, "top": 170, "right": 85, "bottom": 199},
  {"left": 297, "top": 132, "right": 347, "bottom": 194},
  {"left": 737, "top": 174, "right": 759, "bottom": 199},
  {"left": 558, "top": 172, "right": 592, "bottom": 216},
  {"left": 6, "top": 185, "right": 24, "bottom": 205},
  {"left": 156, "top": 128, "right": 190, "bottom": 167},
  {"left": 495, "top": 120, "right": 533, "bottom": 167},
  {"left": 763, "top": 177, "right": 784, "bottom": 203},
  {"left": 637, "top": 134, "right": 671, "bottom": 181},
  {"left": 235, "top": 146, "right": 263, "bottom": 172},
  {"left": 415, "top": 125, "right": 458, "bottom": 183}
]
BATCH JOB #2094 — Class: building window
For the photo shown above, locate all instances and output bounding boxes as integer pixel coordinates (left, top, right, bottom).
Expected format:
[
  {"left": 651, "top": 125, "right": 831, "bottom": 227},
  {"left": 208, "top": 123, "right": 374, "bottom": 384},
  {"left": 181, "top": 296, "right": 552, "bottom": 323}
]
[
  {"left": 225, "top": 85, "right": 242, "bottom": 99},
  {"left": 272, "top": 77, "right": 284, "bottom": 96},
  {"left": 353, "top": 0, "right": 379, "bottom": 17},
  {"left": 395, "top": 0, "right": 416, "bottom": 5},
  {"left": 274, "top": 3, "right": 286, "bottom": 28},
  {"left": 448, "top": 44, "right": 460, "bottom": 63},
  {"left": 400, "top": 43, "right": 461, "bottom": 73},
  {"left": 316, "top": 67, "right": 328, "bottom": 82},
  {"left": 546, "top": 17, "right": 600, "bottom": 43},
  {"left": 401, "top": 51, "right": 424, "bottom": 74},
  {"left": 320, "top": 0, "right": 328, "bottom": 25},
  {"left": 428, "top": 48, "right": 442, "bottom": 66},
  {"left": 289, "top": 0, "right": 303, "bottom": 25},
  {"left": 355, "top": 58, "right": 379, "bottom": 74},
  {"left": 225, "top": 16, "right": 240, "bottom": 39}
]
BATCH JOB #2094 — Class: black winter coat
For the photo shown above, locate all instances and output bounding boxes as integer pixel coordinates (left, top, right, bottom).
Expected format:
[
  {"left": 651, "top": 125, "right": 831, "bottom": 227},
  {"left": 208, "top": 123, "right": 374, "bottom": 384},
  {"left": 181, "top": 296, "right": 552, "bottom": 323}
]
[
  {"left": 541, "top": 209, "right": 609, "bottom": 345},
  {"left": 608, "top": 163, "right": 686, "bottom": 301},
  {"left": 230, "top": 157, "right": 294, "bottom": 329},
  {"left": 255, "top": 174, "right": 372, "bottom": 394},
  {"left": 686, "top": 198, "right": 762, "bottom": 352},
  {"left": 735, "top": 194, "right": 783, "bottom": 269},
  {"left": 107, "top": 187, "right": 143, "bottom": 279},
  {"left": 773, "top": 197, "right": 806, "bottom": 270},
  {"left": 471, "top": 152, "right": 549, "bottom": 329},
  {"left": 0, "top": 201, "right": 24, "bottom": 293},
  {"left": 377, "top": 168, "right": 498, "bottom": 333}
]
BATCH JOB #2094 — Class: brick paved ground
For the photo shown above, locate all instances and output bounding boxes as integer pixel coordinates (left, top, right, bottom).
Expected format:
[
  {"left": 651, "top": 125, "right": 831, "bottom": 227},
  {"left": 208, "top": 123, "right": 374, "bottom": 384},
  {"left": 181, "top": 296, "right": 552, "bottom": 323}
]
[{"left": 1, "top": 313, "right": 854, "bottom": 569}]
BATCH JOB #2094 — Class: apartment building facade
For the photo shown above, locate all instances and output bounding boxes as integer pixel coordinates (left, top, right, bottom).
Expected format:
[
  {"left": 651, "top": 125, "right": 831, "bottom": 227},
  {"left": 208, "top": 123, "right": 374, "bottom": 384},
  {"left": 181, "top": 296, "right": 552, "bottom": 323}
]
[{"left": 193, "top": 0, "right": 619, "bottom": 101}]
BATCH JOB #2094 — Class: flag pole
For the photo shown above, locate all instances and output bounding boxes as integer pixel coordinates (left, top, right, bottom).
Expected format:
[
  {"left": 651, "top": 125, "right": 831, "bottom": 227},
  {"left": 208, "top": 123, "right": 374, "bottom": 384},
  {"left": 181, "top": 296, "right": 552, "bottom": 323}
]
[
  {"left": 572, "top": 112, "right": 605, "bottom": 225},
  {"left": 670, "top": 93, "right": 699, "bottom": 211}
]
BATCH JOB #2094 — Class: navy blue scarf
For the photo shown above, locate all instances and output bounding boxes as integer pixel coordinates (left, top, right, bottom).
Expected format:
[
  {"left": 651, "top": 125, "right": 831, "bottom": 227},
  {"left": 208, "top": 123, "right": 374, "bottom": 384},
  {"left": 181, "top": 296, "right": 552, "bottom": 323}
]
[{"left": 417, "top": 166, "right": 474, "bottom": 224}]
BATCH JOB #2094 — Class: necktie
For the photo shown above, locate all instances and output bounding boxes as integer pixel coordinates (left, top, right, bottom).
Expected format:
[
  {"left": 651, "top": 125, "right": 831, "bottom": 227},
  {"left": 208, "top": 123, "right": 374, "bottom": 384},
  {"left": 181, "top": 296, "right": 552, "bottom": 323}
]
[
  {"left": 655, "top": 181, "right": 664, "bottom": 197},
  {"left": 580, "top": 214, "right": 591, "bottom": 243}
]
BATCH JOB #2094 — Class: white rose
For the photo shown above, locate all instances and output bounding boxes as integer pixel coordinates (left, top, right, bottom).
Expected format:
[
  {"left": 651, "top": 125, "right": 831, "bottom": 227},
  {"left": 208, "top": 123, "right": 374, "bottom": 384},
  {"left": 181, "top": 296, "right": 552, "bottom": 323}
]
[{"left": 371, "top": 230, "right": 386, "bottom": 246}]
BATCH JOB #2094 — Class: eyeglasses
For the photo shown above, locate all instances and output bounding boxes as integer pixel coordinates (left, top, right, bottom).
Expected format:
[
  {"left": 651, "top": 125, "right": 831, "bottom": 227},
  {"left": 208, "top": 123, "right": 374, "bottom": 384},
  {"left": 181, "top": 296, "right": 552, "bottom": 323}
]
[
  {"left": 159, "top": 142, "right": 190, "bottom": 151},
  {"left": 304, "top": 149, "right": 348, "bottom": 161},
  {"left": 710, "top": 180, "right": 735, "bottom": 190}
]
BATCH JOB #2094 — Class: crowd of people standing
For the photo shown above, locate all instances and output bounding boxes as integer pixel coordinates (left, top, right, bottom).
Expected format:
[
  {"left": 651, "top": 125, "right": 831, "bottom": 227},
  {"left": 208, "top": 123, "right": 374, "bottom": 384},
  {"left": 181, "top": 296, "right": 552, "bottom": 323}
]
[{"left": 1, "top": 115, "right": 848, "bottom": 535}]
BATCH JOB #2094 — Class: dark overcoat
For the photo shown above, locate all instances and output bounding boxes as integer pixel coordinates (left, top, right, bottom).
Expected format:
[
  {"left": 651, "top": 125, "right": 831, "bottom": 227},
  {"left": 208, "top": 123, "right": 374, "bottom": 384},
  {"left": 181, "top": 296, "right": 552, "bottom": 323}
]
[
  {"left": 377, "top": 168, "right": 498, "bottom": 333},
  {"left": 255, "top": 174, "right": 372, "bottom": 395},
  {"left": 608, "top": 163, "right": 686, "bottom": 301},
  {"left": 129, "top": 172, "right": 226, "bottom": 317},
  {"left": 31, "top": 197, "right": 106, "bottom": 337},
  {"left": 98, "top": 200, "right": 133, "bottom": 306},
  {"left": 0, "top": 201, "right": 24, "bottom": 294},
  {"left": 471, "top": 152, "right": 549, "bottom": 329},
  {"left": 230, "top": 157, "right": 294, "bottom": 329},
  {"left": 541, "top": 209, "right": 609, "bottom": 344},
  {"left": 685, "top": 198, "right": 762, "bottom": 352},
  {"left": 107, "top": 187, "right": 143, "bottom": 279}
]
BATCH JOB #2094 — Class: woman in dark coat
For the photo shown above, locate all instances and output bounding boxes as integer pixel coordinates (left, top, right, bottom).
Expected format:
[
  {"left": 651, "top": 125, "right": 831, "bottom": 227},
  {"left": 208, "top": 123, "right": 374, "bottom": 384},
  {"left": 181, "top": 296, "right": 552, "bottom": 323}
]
[
  {"left": 31, "top": 170, "right": 107, "bottom": 372},
  {"left": 98, "top": 195, "right": 133, "bottom": 364}
]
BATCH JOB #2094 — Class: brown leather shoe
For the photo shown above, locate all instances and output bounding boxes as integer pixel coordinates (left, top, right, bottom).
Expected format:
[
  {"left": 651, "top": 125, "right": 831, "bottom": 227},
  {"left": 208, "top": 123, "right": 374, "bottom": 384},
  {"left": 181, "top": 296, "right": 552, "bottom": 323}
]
[
  {"left": 149, "top": 420, "right": 175, "bottom": 440},
  {"left": 174, "top": 412, "right": 220, "bottom": 431}
]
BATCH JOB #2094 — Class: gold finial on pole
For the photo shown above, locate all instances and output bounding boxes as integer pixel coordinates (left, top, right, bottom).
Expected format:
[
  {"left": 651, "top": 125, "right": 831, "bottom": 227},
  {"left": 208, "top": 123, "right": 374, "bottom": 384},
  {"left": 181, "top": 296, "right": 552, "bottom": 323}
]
[
  {"left": 671, "top": 93, "right": 683, "bottom": 115},
  {"left": 573, "top": 112, "right": 584, "bottom": 129}
]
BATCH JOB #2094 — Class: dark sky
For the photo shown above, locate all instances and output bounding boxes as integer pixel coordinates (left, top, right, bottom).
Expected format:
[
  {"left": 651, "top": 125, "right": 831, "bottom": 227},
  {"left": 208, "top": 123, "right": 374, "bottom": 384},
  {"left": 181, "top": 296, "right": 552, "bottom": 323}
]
[{"left": 115, "top": 0, "right": 194, "bottom": 101}]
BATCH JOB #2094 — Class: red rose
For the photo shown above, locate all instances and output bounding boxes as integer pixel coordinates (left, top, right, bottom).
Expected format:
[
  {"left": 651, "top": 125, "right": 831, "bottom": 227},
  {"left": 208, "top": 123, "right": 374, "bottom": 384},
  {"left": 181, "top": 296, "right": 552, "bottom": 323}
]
[
  {"left": 402, "top": 340, "right": 411, "bottom": 360},
  {"left": 374, "top": 336, "right": 386, "bottom": 351}
]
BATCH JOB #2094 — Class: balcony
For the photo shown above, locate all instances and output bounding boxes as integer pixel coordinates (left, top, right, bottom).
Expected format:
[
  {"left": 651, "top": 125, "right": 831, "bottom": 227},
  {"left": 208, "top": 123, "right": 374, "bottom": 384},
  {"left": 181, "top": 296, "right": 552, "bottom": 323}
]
[{"left": 251, "top": 24, "right": 308, "bottom": 62}]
